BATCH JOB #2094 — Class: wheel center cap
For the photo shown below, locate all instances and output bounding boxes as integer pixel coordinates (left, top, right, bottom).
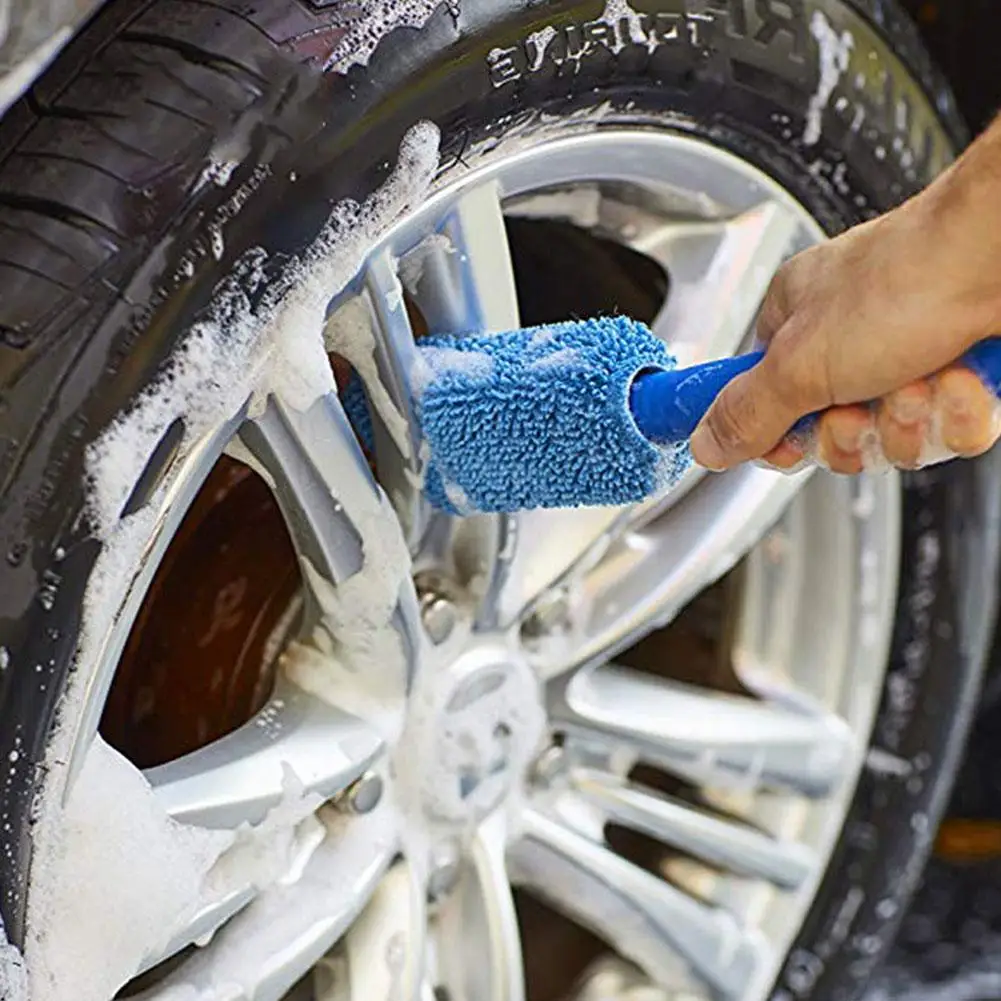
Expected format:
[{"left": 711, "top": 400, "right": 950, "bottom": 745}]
[{"left": 411, "top": 646, "right": 544, "bottom": 826}]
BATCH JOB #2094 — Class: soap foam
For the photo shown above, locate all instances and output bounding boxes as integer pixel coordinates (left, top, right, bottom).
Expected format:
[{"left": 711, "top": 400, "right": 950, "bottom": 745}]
[
  {"left": 322, "top": 0, "right": 446, "bottom": 74},
  {"left": 26, "top": 122, "right": 441, "bottom": 1001},
  {"left": 282, "top": 496, "right": 413, "bottom": 745},
  {"left": 396, "top": 232, "right": 454, "bottom": 295},
  {"left": 0, "top": 913, "right": 27, "bottom": 1001},
  {"left": 325, "top": 296, "right": 412, "bottom": 460},
  {"left": 25, "top": 738, "right": 233, "bottom": 1001},
  {"left": 804, "top": 11, "right": 854, "bottom": 147}
]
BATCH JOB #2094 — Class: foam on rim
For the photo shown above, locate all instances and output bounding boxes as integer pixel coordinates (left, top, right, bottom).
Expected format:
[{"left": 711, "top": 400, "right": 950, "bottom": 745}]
[
  {"left": 0, "top": 909, "right": 27, "bottom": 1001},
  {"left": 22, "top": 120, "right": 441, "bottom": 1001}
]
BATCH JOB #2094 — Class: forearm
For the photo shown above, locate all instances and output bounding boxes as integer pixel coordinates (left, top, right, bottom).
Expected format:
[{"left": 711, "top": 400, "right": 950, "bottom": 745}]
[
  {"left": 933, "top": 111, "right": 1001, "bottom": 206},
  {"left": 909, "top": 113, "right": 1001, "bottom": 344}
]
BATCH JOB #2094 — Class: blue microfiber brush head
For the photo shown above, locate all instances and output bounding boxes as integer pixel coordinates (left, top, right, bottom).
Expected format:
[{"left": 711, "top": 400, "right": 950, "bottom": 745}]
[{"left": 413, "top": 316, "right": 691, "bottom": 514}]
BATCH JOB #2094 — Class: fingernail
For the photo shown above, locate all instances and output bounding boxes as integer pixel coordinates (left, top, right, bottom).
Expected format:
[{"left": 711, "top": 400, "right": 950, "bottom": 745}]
[
  {"left": 690, "top": 426, "right": 727, "bottom": 471},
  {"left": 889, "top": 395, "right": 929, "bottom": 426},
  {"left": 940, "top": 391, "right": 972, "bottom": 420},
  {"left": 830, "top": 423, "right": 860, "bottom": 453}
]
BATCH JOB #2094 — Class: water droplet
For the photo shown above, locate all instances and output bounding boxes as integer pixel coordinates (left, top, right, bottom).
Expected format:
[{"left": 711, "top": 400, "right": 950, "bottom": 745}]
[
  {"left": 0, "top": 648, "right": 9, "bottom": 672},
  {"left": 8, "top": 751, "right": 17, "bottom": 763},
  {"left": 6, "top": 542, "right": 26, "bottom": 567}
]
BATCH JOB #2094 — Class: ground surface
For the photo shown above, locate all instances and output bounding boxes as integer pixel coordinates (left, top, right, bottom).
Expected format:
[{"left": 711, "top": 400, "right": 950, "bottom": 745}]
[
  {"left": 867, "top": 858, "right": 1001, "bottom": 1001},
  {"left": 868, "top": 618, "right": 1001, "bottom": 1000}
]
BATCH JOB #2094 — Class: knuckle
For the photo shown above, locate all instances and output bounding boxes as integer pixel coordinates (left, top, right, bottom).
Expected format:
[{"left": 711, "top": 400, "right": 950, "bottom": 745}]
[
  {"left": 757, "top": 259, "right": 809, "bottom": 342},
  {"left": 707, "top": 389, "right": 752, "bottom": 452},
  {"left": 756, "top": 273, "right": 791, "bottom": 341},
  {"left": 765, "top": 338, "right": 828, "bottom": 414}
]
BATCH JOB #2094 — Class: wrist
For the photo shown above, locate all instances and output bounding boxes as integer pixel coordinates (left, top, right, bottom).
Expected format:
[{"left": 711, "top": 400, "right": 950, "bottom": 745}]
[{"left": 911, "top": 141, "right": 1001, "bottom": 347}]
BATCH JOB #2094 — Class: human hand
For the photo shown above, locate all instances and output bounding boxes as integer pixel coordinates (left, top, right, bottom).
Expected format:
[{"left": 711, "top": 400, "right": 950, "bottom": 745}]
[{"left": 689, "top": 129, "right": 1001, "bottom": 475}]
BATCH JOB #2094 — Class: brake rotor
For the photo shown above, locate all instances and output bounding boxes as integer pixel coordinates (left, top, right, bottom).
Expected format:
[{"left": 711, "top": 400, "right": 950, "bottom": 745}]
[{"left": 101, "top": 455, "right": 300, "bottom": 769}]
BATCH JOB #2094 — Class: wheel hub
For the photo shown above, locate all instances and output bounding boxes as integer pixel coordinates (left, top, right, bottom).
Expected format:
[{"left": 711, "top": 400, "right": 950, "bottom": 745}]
[{"left": 405, "top": 640, "right": 545, "bottom": 828}]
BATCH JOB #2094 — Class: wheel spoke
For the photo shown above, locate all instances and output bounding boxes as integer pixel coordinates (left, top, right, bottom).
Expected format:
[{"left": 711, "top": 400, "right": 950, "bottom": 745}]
[
  {"left": 145, "top": 678, "right": 384, "bottom": 830},
  {"left": 237, "top": 390, "right": 421, "bottom": 694},
  {"left": 569, "top": 770, "right": 815, "bottom": 889},
  {"left": 438, "top": 814, "right": 525, "bottom": 1001},
  {"left": 408, "top": 181, "right": 529, "bottom": 628},
  {"left": 237, "top": 393, "right": 370, "bottom": 606},
  {"left": 633, "top": 201, "right": 800, "bottom": 365},
  {"left": 508, "top": 808, "right": 769, "bottom": 998},
  {"left": 551, "top": 664, "right": 855, "bottom": 798},
  {"left": 352, "top": 249, "right": 429, "bottom": 548},
  {"left": 415, "top": 180, "right": 520, "bottom": 336},
  {"left": 137, "top": 812, "right": 394, "bottom": 1001},
  {"left": 338, "top": 859, "right": 427, "bottom": 1001},
  {"left": 537, "top": 464, "right": 810, "bottom": 680},
  {"left": 138, "top": 885, "right": 256, "bottom": 980}
]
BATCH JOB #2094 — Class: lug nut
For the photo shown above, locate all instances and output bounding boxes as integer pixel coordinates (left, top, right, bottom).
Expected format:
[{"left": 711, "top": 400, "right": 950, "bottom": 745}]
[
  {"left": 420, "top": 592, "right": 457, "bottom": 645},
  {"left": 427, "top": 840, "right": 462, "bottom": 901},
  {"left": 521, "top": 591, "right": 571, "bottom": 646},
  {"left": 341, "top": 771, "right": 384, "bottom": 815},
  {"left": 414, "top": 571, "right": 460, "bottom": 645},
  {"left": 532, "top": 745, "right": 567, "bottom": 787}
]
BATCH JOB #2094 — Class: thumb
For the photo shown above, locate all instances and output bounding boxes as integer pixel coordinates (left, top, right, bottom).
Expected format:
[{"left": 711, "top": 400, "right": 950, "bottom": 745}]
[{"left": 690, "top": 359, "right": 806, "bottom": 470}]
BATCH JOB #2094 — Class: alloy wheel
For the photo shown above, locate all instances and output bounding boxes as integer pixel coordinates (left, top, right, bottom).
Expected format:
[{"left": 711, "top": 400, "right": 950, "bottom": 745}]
[{"left": 36, "top": 128, "right": 900, "bottom": 1001}]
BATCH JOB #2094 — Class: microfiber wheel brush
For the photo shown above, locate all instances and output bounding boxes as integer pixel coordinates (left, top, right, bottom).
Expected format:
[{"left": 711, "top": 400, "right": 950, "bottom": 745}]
[
  {"left": 413, "top": 316, "right": 688, "bottom": 514},
  {"left": 342, "top": 317, "right": 1001, "bottom": 515}
]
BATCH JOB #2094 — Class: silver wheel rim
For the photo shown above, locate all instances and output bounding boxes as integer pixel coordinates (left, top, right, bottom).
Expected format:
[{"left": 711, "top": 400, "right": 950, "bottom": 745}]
[{"left": 29, "top": 128, "right": 901, "bottom": 1001}]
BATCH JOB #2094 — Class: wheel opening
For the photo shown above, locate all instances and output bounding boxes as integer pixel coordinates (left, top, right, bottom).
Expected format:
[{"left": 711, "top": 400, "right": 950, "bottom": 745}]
[{"left": 505, "top": 216, "right": 668, "bottom": 328}]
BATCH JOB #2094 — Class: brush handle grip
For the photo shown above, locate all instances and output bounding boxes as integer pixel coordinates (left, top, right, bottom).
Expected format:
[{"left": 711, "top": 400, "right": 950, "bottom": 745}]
[
  {"left": 630, "top": 351, "right": 766, "bottom": 443},
  {"left": 631, "top": 337, "right": 1001, "bottom": 445},
  {"left": 964, "top": 337, "right": 1001, "bottom": 394}
]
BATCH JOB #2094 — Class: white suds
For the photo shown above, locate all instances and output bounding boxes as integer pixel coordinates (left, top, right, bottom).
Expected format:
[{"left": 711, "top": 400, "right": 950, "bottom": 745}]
[
  {"left": 528, "top": 347, "right": 582, "bottom": 371},
  {"left": 0, "top": 914, "right": 27, "bottom": 1001},
  {"left": 396, "top": 232, "right": 454, "bottom": 295},
  {"left": 198, "top": 765, "right": 326, "bottom": 904},
  {"left": 804, "top": 11, "right": 854, "bottom": 147},
  {"left": 122, "top": 808, "right": 398, "bottom": 1000},
  {"left": 25, "top": 738, "right": 233, "bottom": 1001},
  {"left": 322, "top": 0, "right": 445, "bottom": 73},
  {"left": 419, "top": 347, "right": 494, "bottom": 381},
  {"left": 26, "top": 121, "right": 442, "bottom": 1001},
  {"left": 87, "top": 120, "right": 439, "bottom": 539},
  {"left": 326, "top": 296, "right": 412, "bottom": 460},
  {"left": 283, "top": 498, "right": 412, "bottom": 743}
]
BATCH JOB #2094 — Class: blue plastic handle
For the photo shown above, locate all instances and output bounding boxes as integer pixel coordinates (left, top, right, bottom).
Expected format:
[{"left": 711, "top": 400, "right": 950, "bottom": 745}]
[
  {"left": 964, "top": 337, "right": 1001, "bottom": 395},
  {"left": 630, "top": 337, "right": 1001, "bottom": 445}
]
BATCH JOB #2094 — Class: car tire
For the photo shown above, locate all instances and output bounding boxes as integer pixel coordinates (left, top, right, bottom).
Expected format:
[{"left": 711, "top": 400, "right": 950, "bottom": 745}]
[{"left": 0, "top": 2, "right": 996, "bottom": 1001}]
